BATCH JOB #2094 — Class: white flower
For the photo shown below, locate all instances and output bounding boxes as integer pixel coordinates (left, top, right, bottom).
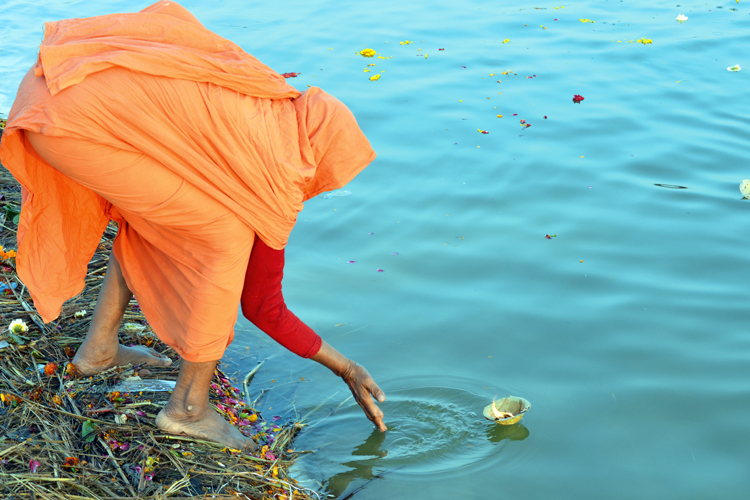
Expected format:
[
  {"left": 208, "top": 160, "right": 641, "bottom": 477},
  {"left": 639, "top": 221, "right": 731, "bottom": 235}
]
[
  {"left": 8, "top": 319, "right": 28, "bottom": 334},
  {"left": 74, "top": 310, "right": 87, "bottom": 318},
  {"left": 676, "top": 14, "right": 688, "bottom": 21},
  {"left": 727, "top": 64, "right": 741, "bottom": 72},
  {"left": 740, "top": 180, "right": 750, "bottom": 199},
  {"left": 123, "top": 322, "right": 146, "bottom": 332}
]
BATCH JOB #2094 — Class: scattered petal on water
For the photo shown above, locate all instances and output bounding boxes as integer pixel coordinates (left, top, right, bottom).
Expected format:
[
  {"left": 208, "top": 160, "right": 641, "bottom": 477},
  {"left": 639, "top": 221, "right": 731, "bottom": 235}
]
[
  {"left": 727, "top": 64, "right": 741, "bottom": 72},
  {"left": 377, "top": 269, "right": 385, "bottom": 272},
  {"left": 348, "top": 260, "right": 356, "bottom": 263},
  {"left": 573, "top": 94, "right": 585, "bottom": 103},
  {"left": 359, "top": 48, "right": 377, "bottom": 57},
  {"left": 502, "top": 39, "right": 510, "bottom": 43},
  {"left": 676, "top": 14, "right": 688, "bottom": 21},
  {"left": 579, "top": 18, "right": 595, "bottom": 23},
  {"left": 739, "top": 179, "right": 750, "bottom": 198},
  {"left": 392, "top": 252, "right": 399, "bottom": 255},
  {"left": 367, "top": 232, "right": 374, "bottom": 235},
  {"left": 369, "top": 74, "right": 381, "bottom": 81}
]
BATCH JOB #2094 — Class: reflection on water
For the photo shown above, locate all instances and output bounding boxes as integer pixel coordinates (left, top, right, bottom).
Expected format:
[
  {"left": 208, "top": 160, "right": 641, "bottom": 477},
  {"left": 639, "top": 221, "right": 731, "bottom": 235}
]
[
  {"left": 486, "top": 423, "right": 530, "bottom": 444},
  {"left": 323, "top": 429, "right": 388, "bottom": 498},
  {"left": 322, "top": 421, "right": 529, "bottom": 498}
]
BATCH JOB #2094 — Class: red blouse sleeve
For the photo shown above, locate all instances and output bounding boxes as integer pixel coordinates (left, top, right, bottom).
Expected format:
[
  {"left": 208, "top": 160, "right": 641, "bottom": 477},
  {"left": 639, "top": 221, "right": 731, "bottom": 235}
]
[{"left": 240, "top": 238, "right": 322, "bottom": 358}]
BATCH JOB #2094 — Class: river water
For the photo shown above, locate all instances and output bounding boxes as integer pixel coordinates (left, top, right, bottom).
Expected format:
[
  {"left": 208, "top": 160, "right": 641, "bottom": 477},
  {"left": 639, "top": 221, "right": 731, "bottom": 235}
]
[{"left": 3, "top": 0, "right": 750, "bottom": 498}]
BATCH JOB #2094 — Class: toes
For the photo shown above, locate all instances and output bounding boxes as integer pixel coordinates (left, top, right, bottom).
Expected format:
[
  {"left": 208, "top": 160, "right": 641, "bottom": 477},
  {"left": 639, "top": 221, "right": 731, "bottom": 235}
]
[{"left": 152, "top": 354, "right": 173, "bottom": 367}]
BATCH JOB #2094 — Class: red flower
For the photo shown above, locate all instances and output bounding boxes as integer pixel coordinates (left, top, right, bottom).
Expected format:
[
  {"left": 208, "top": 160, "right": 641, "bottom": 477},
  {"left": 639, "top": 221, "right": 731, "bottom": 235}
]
[
  {"left": 545, "top": 235, "right": 551, "bottom": 239},
  {"left": 572, "top": 94, "right": 585, "bottom": 103}
]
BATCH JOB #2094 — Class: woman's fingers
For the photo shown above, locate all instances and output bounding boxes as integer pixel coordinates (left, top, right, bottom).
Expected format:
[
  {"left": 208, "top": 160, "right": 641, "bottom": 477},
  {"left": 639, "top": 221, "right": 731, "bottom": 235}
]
[
  {"left": 346, "top": 364, "right": 387, "bottom": 432},
  {"left": 358, "top": 392, "right": 387, "bottom": 431},
  {"left": 369, "top": 379, "right": 387, "bottom": 403}
]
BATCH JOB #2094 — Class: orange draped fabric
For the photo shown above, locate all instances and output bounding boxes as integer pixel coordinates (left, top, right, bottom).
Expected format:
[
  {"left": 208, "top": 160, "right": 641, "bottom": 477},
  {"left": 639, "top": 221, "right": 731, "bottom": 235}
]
[{"left": 0, "top": 1, "right": 376, "bottom": 362}]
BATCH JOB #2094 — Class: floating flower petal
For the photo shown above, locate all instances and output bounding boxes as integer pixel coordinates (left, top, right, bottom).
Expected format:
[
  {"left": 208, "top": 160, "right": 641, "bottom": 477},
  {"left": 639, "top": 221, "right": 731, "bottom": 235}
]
[
  {"left": 727, "top": 64, "right": 741, "bottom": 72},
  {"left": 676, "top": 14, "right": 688, "bottom": 21},
  {"left": 572, "top": 94, "right": 585, "bottom": 103},
  {"left": 740, "top": 179, "right": 750, "bottom": 198}
]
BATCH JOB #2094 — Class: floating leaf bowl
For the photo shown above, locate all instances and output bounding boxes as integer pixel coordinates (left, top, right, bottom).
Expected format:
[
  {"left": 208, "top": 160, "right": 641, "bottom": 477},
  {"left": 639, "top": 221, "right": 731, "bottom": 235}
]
[{"left": 483, "top": 396, "right": 531, "bottom": 426}]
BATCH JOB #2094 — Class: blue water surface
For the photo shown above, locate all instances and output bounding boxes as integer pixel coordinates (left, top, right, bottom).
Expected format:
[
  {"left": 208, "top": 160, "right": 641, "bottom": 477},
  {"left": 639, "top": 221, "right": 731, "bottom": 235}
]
[{"left": 3, "top": 0, "right": 750, "bottom": 498}]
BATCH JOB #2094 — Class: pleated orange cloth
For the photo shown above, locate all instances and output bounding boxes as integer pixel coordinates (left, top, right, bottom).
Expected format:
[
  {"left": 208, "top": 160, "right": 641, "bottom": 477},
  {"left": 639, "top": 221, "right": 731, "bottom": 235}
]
[{"left": 0, "top": 1, "right": 376, "bottom": 362}]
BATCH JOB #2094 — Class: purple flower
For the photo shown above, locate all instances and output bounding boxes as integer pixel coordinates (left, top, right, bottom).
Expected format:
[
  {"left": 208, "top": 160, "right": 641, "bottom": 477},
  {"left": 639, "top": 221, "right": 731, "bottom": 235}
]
[
  {"left": 29, "top": 460, "right": 40, "bottom": 473},
  {"left": 265, "top": 452, "right": 276, "bottom": 461}
]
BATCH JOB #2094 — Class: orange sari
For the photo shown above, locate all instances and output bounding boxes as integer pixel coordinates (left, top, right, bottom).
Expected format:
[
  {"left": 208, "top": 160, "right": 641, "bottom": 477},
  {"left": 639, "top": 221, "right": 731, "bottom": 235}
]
[{"left": 0, "top": 1, "right": 375, "bottom": 362}]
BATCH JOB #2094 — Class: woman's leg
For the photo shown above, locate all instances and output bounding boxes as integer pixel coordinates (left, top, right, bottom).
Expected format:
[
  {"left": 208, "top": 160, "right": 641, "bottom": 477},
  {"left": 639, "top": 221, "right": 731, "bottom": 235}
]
[
  {"left": 73, "top": 249, "right": 172, "bottom": 375},
  {"left": 156, "top": 359, "right": 256, "bottom": 451},
  {"left": 26, "top": 131, "right": 254, "bottom": 450}
]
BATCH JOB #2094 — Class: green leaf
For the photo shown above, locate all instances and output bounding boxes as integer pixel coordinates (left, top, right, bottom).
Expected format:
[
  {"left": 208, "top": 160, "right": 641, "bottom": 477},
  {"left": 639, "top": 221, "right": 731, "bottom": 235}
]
[
  {"left": 12, "top": 215, "right": 19, "bottom": 225},
  {"left": 82, "top": 420, "right": 98, "bottom": 443},
  {"left": 9, "top": 333, "right": 27, "bottom": 345},
  {"left": 5, "top": 205, "right": 20, "bottom": 220}
]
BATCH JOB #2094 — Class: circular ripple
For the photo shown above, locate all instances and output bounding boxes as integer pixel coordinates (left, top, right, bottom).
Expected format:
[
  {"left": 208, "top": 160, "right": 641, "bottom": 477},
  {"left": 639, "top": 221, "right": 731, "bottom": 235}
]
[{"left": 294, "top": 384, "right": 531, "bottom": 477}]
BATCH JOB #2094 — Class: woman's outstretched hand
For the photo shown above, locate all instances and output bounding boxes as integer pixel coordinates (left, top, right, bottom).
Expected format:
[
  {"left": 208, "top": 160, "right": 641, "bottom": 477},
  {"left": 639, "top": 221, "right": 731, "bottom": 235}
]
[
  {"left": 341, "top": 361, "right": 387, "bottom": 432},
  {"left": 311, "top": 340, "right": 387, "bottom": 432}
]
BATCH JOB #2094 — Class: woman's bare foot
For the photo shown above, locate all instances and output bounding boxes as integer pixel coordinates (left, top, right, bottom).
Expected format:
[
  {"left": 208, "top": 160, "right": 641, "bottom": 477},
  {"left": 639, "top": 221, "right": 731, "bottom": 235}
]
[
  {"left": 156, "top": 403, "right": 257, "bottom": 452},
  {"left": 73, "top": 344, "right": 173, "bottom": 377}
]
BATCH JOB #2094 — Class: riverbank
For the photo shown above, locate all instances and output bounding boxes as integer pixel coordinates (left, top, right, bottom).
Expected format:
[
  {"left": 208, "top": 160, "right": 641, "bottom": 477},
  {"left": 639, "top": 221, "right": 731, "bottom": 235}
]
[{"left": 0, "top": 126, "right": 316, "bottom": 499}]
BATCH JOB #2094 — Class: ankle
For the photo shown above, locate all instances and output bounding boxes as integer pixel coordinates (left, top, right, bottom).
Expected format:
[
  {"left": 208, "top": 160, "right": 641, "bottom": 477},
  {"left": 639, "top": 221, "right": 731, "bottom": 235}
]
[{"left": 163, "top": 399, "right": 210, "bottom": 420}]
